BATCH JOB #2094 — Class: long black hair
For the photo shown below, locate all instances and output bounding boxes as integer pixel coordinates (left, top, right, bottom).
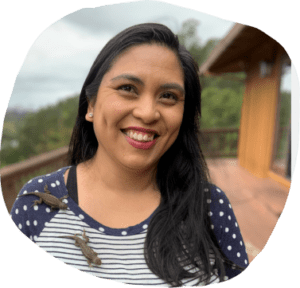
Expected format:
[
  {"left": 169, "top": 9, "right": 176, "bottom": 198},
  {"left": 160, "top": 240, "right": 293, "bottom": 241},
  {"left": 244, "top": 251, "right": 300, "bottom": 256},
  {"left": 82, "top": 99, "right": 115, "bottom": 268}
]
[{"left": 68, "top": 23, "right": 243, "bottom": 286}]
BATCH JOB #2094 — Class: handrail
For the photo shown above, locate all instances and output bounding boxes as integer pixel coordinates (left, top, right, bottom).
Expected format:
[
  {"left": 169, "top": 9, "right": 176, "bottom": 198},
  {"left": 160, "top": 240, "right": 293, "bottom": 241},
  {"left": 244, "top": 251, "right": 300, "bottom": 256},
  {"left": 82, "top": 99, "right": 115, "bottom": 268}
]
[
  {"left": 1, "top": 146, "right": 68, "bottom": 180},
  {"left": 201, "top": 127, "right": 239, "bottom": 157},
  {"left": 1, "top": 146, "right": 69, "bottom": 213},
  {"left": 200, "top": 127, "right": 239, "bottom": 134}
]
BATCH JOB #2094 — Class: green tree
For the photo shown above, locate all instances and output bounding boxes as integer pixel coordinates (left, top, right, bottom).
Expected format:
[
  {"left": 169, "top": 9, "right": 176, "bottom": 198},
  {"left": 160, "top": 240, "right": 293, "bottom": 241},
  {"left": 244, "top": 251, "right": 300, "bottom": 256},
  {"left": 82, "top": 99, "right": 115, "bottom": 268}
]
[
  {"left": 200, "top": 87, "right": 243, "bottom": 129},
  {"left": 1, "top": 95, "right": 79, "bottom": 167},
  {"left": 279, "top": 91, "right": 291, "bottom": 127},
  {"left": 177, "top": 19, "right": 219, "bottom": 67}
]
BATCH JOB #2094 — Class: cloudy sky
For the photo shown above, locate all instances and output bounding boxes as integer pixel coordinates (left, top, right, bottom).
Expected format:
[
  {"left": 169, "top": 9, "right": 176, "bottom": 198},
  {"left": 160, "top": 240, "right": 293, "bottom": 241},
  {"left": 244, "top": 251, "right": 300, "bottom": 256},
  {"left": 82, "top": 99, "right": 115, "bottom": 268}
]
[{"left": 7, "top": 1, "right": 238, "bottom": 111}]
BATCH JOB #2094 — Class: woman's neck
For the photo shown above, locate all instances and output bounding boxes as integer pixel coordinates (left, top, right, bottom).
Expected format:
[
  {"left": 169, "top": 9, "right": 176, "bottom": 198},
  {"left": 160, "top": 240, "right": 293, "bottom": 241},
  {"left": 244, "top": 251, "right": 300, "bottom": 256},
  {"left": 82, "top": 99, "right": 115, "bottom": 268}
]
[
  {"left": 75, "top": 150, "right": 161, "bottom": 228},
  {"left": 79, "top": 150, "right": 159, "bottom": 197}
]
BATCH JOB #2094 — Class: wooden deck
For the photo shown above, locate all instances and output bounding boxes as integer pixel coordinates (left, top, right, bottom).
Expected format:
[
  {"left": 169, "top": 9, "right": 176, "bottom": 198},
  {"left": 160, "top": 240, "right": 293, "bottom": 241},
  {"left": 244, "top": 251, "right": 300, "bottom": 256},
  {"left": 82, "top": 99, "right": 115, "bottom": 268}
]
[{"left": 207, "top": 158, "right": 290, "bottom": 262}]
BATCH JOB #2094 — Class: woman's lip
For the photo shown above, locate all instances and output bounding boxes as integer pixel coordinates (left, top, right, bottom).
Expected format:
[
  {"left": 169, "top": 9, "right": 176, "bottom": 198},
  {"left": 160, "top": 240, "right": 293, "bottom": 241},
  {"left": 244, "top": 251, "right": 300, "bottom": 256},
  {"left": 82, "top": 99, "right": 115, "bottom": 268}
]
[
  {"left": 124, "top": 135, "right": 157, "bottom": 150},
  {"left": 123, "top": 126, "right": 159, "bottom": 135}
]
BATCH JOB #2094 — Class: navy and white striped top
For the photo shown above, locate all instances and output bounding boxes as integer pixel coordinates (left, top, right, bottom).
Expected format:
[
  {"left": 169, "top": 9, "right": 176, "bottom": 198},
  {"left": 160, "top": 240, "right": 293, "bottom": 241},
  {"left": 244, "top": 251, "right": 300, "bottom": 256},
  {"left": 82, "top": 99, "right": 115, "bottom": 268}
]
[{"left": 10, "top": 166, "right": 248, "bottom": 286}]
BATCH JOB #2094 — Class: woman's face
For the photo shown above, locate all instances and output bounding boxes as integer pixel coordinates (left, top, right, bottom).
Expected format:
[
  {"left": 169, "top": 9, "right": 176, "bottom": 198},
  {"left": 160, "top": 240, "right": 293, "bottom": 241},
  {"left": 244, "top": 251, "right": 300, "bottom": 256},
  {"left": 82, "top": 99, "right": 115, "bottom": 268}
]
[{"left": 86, "top": 44, "right": 185, "bottom": 171}]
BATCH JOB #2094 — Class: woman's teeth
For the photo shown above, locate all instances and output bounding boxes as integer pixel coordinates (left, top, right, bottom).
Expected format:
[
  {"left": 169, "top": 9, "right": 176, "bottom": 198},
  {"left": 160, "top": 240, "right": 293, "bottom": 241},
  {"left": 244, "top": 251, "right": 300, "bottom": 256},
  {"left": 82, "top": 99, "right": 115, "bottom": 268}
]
[{"left": 124, "top": 130, "right": 155, "bottom": 142}]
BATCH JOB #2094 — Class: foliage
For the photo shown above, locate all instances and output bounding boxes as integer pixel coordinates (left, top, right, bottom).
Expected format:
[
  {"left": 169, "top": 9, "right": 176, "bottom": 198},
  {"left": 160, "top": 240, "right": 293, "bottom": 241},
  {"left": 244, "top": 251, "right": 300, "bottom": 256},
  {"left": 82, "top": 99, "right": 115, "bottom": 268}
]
[
  {"left": 273, "top": 90, "right": 291, "bottom": 161},
  {"left": 200, "top": 86, "right": 243, "bottom": 129},
  {"left": 1, "top": 96, "right": 79, "bottom": 167},
  {"left": 278, "top": 91, "right": 291, "bottom": 127},
  {"left": 177, "top": 19, "right": 219, "bottom": 67}
]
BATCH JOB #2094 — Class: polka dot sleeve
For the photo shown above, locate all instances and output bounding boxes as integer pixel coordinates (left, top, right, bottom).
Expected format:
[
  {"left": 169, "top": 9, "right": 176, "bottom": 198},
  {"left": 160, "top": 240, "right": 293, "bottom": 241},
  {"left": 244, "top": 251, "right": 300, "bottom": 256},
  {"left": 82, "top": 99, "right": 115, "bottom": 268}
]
[
  {"left": 208, "top": 185, "right": 249, "bottom": 278},
  {"left": 10, "top": 181, "right": 43, "bottom": 241},
  {"left": 10, "top": 173, "right": 65, "bottom": 242}
]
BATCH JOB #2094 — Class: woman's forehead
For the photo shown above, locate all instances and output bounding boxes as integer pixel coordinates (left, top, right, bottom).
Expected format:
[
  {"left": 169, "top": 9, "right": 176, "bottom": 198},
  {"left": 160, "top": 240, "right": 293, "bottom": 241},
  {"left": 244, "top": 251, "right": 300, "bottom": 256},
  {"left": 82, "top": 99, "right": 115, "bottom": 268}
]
[{"left": 103, "top": 44, "right": 184, "bottom": 83}]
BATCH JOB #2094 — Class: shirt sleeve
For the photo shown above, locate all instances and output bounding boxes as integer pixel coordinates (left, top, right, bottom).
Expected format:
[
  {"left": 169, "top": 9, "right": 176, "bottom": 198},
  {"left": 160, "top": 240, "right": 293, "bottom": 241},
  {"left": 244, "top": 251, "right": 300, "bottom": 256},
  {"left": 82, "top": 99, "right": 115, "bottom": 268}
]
[
  {"left": 10, "top": 174, "right": 62, "bottom": 243},
  {"left": 208, "top": 184, "right": 249, "bottom": 279},
  {"left": 10, "top": 180, "right": 42, "bottom": 241}
]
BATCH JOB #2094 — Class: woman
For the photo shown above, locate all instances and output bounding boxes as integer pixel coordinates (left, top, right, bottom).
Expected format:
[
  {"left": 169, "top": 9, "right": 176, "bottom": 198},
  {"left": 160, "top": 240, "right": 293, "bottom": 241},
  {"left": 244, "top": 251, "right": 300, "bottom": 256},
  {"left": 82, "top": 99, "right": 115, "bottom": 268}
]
[{"left": 11, "top": 23, "right": 248, "bottom": 286}]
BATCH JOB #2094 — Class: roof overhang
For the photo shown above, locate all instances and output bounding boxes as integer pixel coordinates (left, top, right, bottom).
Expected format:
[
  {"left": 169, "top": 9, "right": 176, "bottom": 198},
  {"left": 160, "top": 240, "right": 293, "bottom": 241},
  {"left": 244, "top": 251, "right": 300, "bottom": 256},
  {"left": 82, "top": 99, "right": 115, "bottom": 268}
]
[{"left": 199, "top": 23, "right": 285, "bottom": 75}]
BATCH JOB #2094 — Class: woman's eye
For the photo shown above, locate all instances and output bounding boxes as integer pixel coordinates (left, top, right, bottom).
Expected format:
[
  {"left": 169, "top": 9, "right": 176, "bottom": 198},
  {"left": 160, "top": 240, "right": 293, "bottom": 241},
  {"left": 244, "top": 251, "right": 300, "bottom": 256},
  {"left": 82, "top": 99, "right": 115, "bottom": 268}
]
[
  {"left": 161, "top": 92, "right": 178, "bottom": 102},
  {"left": 118, "top": 85, "right": 134, "bottom": 93}
]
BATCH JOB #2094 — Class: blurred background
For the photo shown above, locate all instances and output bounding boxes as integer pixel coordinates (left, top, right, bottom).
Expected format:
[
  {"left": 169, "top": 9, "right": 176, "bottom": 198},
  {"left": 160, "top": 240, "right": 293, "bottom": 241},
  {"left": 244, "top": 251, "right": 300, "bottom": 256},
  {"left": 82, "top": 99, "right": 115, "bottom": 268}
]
[{"left": 0, "top": 1, "right": 292, "bottom": 264}]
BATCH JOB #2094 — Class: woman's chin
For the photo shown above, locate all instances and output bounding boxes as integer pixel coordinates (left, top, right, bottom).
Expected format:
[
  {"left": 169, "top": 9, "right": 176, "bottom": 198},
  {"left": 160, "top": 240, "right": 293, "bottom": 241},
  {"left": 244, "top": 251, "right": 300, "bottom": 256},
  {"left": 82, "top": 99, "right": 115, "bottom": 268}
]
[{"left": 119, "top": 156, "right": 157, "bottom": 172}]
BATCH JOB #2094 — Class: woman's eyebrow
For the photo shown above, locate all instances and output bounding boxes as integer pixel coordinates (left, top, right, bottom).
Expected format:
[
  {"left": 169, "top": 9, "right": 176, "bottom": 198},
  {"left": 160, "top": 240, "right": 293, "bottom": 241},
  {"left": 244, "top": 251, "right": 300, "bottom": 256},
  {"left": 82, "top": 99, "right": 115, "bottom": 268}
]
[
  {"left": 110, "top": 74, "right": 144, "bottom": 86},
  {"left": 160, "top": 83, "right": 185, "bottom": 95}
]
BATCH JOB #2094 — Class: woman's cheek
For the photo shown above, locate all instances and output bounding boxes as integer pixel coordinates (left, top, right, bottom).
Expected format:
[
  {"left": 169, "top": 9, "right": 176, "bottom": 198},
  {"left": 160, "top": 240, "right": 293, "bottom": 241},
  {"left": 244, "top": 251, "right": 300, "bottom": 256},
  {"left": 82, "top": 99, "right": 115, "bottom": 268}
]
[{"left": 110, "top": 99, "right": 129, "bottom": 116}]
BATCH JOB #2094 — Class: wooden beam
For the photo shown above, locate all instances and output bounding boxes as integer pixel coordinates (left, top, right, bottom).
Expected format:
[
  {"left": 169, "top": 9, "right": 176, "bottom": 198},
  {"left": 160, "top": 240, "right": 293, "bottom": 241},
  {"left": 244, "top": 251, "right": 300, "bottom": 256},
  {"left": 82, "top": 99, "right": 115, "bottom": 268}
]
[{"left": 199, "top": 23, "right": 246, "bottom": 75}]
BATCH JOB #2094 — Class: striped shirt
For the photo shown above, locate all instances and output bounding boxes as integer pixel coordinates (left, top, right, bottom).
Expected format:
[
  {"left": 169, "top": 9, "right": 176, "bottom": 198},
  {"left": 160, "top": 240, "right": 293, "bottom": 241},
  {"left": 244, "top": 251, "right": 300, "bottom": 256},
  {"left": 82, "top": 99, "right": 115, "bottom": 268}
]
[{"left": 11, "top": 166, "right": 248, "bottom": 286}]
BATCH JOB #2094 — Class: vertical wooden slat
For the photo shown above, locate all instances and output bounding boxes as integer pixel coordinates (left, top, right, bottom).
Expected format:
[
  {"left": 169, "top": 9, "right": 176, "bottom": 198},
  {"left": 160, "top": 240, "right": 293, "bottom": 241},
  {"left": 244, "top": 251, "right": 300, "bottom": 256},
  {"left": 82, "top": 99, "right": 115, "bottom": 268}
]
[{"left": 238, "top": 46, "right": 283, "bottom": 177}]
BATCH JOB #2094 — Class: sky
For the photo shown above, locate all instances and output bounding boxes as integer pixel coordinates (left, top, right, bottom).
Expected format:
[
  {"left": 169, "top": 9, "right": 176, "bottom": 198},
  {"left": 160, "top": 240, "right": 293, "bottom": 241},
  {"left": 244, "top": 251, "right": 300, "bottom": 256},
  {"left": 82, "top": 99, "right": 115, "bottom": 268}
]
[{"left": 7, "top": 1, "right": 238, "bottom": 111}]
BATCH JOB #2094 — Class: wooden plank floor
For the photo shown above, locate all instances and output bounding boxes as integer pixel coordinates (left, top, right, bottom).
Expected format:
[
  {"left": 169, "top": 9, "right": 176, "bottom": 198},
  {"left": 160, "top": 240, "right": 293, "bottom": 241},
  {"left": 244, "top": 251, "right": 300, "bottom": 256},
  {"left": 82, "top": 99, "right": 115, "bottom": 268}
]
[{"left": 206, "top": 158, "right": 290, "bottom": 262}]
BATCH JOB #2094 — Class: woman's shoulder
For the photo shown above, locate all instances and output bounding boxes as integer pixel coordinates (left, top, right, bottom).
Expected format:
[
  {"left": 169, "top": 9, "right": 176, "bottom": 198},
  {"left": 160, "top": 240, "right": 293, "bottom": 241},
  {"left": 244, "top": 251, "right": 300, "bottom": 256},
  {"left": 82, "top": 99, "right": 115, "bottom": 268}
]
[
  {"left": 205, "top": 183, "right": 231, "bottom": 207},
  {"left": 206, "top": 183, "right": 234, "bottom": 218},
  {"left": 18, "top": 166, "right": 70, "bottom": 196},
  {"left": 11, "top": 166, "right": 71, "bottom": 212},
  {"left": 206, "top": 183, "right": 227, "bottom": 197},
  {"left": 10, "top": 166, "right": 71, "bottom": 241}
]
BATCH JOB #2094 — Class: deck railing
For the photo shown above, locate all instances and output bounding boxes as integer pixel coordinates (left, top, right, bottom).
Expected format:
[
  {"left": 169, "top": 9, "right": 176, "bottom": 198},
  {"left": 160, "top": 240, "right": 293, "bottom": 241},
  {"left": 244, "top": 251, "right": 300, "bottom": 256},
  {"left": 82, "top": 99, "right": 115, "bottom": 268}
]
[
  {"left": 1, "top": 128, "right": 239, "bottom": 212},
  {"left": 201, "top": 127, "right": 239, "bottom": 157},
  {"left": 1, "top": 147, "right": 69, "bottom": 212}
]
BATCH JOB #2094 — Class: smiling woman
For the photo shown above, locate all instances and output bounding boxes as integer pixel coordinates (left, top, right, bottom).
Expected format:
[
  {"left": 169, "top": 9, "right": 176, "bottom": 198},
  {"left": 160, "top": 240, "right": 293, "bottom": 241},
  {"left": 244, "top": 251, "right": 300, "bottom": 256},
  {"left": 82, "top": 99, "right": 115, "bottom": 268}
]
[
  {"left": 10, "top": 23, "right": 248, "bottom": 286},
  {"left": 85, "top": 44, "right": 185, "bottom": 172}
]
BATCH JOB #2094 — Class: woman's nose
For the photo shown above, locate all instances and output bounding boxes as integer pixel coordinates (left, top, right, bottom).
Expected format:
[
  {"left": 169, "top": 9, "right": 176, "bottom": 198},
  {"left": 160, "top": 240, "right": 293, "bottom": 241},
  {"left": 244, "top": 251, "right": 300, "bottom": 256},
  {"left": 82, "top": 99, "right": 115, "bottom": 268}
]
[{"left": 132, "top": 96, "right": 160, "bottom": 123}]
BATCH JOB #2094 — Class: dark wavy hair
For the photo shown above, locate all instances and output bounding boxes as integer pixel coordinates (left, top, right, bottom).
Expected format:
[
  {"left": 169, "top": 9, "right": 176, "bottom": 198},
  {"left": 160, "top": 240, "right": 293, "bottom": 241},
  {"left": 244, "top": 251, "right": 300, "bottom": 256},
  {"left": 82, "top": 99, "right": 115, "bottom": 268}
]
[{"left": 68, "top": 23, "right": 243, "bottom": 286}]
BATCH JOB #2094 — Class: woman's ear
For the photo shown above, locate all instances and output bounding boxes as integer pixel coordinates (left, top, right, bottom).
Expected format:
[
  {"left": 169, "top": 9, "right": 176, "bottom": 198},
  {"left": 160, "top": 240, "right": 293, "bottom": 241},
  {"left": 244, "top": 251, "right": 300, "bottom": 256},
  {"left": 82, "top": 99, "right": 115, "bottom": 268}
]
[{"left": 85, "top": 99, "right": 95, "bottom": 122}]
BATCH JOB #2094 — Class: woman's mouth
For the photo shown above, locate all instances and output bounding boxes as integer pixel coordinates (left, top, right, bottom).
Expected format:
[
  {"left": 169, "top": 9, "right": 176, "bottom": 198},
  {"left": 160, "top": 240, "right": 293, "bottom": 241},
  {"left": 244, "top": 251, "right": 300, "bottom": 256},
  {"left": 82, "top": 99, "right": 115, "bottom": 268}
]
[
  {"left": 121, "top": 129, "right": 159, "bottom": 150},
  {"left": 122, "top": 130, "right": 156, "bottom": 142}
]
